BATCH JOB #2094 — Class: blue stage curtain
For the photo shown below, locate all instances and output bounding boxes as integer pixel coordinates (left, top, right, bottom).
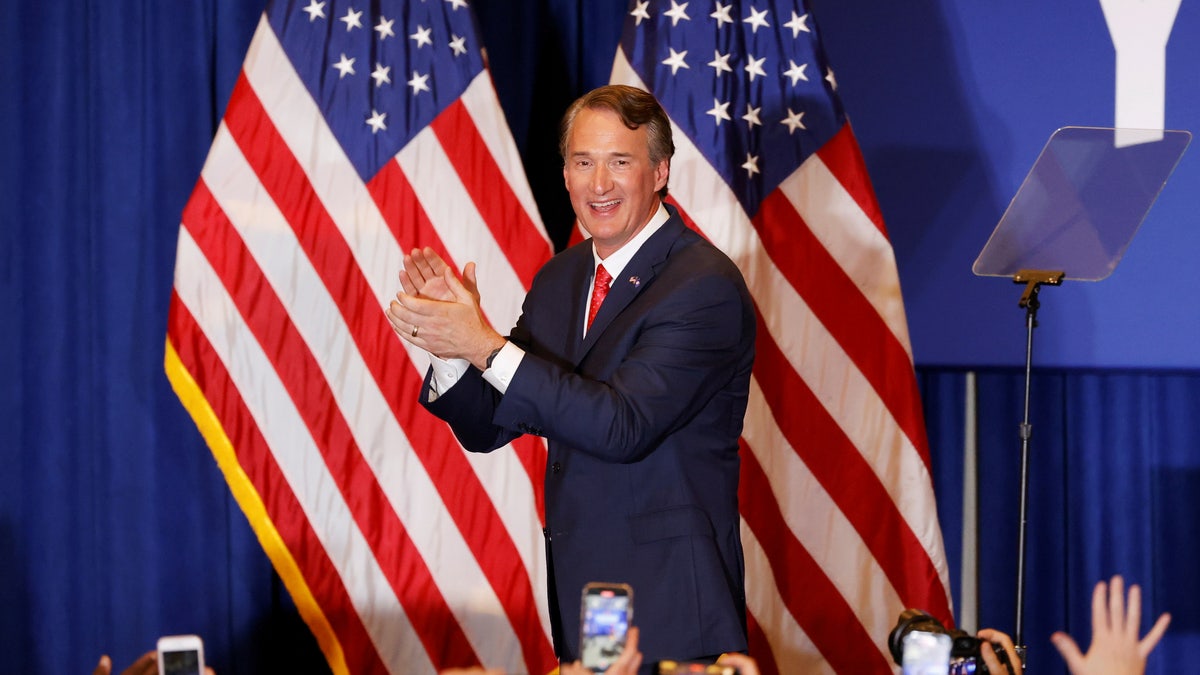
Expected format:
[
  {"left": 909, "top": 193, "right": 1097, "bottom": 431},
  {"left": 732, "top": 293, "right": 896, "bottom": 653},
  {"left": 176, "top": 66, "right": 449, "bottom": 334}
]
[
  {"left": 0, "top": 1, "right": 327, "bottom": 673},
  {"left": 921, "top": 368, "right": 1200, "bottom": 675},
  {"left": 2, "top": 1, "right": 1197, "bottom": 674}
]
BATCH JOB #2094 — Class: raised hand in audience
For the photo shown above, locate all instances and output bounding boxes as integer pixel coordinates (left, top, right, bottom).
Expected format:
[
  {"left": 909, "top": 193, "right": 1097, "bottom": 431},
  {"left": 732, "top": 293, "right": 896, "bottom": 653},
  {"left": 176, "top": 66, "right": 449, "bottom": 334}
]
[{"left": 1051, "top": 575, "right": 1170, "bottom": 675}]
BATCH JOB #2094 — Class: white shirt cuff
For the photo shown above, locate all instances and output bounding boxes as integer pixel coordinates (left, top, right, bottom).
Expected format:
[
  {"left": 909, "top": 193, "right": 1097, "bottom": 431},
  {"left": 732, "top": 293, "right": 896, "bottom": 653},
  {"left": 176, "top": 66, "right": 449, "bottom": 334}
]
[
  {"left": 481, "top": 341, "right": 524, "bottom": 395},
  {"left": 427, "top": 354, "right": 471, "bottom": 402}
]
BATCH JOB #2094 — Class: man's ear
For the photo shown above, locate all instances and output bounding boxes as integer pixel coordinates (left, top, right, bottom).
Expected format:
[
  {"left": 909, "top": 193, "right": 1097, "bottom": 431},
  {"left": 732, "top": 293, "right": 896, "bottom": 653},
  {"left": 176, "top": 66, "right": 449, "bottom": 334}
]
[{"left": 654, "top": 160, "right": 669, "bottom": 192}]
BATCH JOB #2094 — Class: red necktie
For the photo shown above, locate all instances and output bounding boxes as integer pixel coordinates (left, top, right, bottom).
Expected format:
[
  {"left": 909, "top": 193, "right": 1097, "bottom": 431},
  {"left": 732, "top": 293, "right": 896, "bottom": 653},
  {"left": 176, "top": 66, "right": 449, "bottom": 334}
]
[{"left": 586, "top": 264, "right": 612, "bottom": 330}]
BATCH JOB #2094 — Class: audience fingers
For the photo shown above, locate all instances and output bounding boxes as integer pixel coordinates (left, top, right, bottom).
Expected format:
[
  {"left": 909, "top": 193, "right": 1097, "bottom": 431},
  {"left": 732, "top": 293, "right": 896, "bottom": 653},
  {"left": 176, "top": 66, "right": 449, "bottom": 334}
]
[
  {"left": 976, "top": 628, "right": 1021, "bottom": 673},
  {"left": 623, "top": 626, "right": 640, "bottom": 653},
  {"left": 606, "top": 627, "right": 641, "bottom": 674},
  {"left": 1091, "top": 578, "right": 1110, "bottom": 637},
  {"left": 1139, "top": 612, "right": 1172, "bottom": 657},
  {"left": 976, "top": 628, "right": 1012, "bottom": 650},
  {"left": 560, "top": 628, "right": 641, "bottom": 675},
  {"left": 1124, "top": 582, "right": 1143, "bottom": 638},
  {"left": 979, "top": 642, "right": 1005, "bottom": 675},
  {"left": 1108, "top": 575, "right": 1126, "bottom": 631},
  {"left": 977, "top": 628, "right": 1021, "bottom": 672},
  {"left": 1050, "top": 631, "right": 1087, "bottom": 673},
  {"left": 716, "top": 652, "right": 761, "bottom": 675},
  {"left": 121, "top": 651, "right": 158, "bottom": 675}
]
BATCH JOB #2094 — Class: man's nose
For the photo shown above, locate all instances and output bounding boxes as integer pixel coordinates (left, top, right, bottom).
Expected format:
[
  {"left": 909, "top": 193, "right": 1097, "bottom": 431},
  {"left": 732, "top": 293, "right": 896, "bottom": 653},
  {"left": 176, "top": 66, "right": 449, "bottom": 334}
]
[{"left": 591, "top": 164, "right": 612, "bottom": 193}]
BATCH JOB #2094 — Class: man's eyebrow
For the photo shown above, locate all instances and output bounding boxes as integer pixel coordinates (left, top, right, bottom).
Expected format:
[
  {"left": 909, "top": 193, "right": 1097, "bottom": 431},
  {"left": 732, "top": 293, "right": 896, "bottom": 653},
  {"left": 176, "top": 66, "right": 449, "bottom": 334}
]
[{"left": 570, "top": 150, "right": 635, "bottom": 158}]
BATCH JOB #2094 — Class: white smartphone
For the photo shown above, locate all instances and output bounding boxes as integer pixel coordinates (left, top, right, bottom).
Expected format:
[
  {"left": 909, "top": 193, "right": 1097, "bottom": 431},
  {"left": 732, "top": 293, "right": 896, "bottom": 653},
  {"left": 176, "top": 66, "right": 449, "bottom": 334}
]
[
  {"left": 579, "top": 582, "right": 633, "bottom": 673},
  {"left": 156, "top": 634, "right": 205, "bottom": 675},
  {"left": 901, "top": 630, "right": 952, "bottom": 675}
]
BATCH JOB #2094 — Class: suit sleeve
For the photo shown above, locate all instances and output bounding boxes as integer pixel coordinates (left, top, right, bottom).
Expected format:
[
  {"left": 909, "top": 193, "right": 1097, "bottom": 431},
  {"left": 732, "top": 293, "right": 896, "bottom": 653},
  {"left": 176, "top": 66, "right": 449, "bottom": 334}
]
[
  {"left": 420, "top": 363, "right": 520, "bottom": 453},
  {"left": 493, "top": 262, "right": 753, "bottom": 463}
]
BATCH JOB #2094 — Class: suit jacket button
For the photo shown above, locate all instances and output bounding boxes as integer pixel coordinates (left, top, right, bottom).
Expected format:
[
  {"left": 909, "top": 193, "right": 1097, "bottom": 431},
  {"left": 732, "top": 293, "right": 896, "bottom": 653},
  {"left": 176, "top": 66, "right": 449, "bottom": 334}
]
[{"left": 551, "top": 461, "right": 562, "bottom": 474}]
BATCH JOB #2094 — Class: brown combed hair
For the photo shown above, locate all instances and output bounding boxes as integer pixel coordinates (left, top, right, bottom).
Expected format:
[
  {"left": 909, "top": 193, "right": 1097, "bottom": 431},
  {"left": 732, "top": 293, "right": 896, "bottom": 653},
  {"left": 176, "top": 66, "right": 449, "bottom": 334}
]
[{"left": 558, "top": 85, "right": 674, "bottom": 197}]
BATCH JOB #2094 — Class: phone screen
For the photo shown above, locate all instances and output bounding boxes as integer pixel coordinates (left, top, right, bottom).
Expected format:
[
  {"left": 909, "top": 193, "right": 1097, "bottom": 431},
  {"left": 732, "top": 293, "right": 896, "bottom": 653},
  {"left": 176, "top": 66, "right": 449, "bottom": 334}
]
[
  {"left": 160, "top": 649, "right": 202, "bottom": 675},
  {"left": 580, "top": 585, "right": 631, "bottom": 672},
  {"left": 902, "top": 630, "right": 952, "bottom": 675}
]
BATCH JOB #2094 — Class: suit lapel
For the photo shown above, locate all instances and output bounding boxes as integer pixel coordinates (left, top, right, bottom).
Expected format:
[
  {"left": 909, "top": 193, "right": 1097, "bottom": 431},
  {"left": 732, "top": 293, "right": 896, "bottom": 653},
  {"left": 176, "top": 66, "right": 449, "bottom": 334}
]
[
  {"left": 576, "top": 211, "right": 688, "bottom": 359},
  {"left": 561, "top": 249, "right": 592, "bottom": 362}
]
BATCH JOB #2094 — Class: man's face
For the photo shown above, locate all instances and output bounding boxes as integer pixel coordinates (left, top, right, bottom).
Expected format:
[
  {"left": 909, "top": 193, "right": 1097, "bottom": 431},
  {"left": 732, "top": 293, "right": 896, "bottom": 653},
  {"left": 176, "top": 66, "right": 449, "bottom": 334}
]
[{"left": 563, "top": 107, "right": 669, "bottom": 259}]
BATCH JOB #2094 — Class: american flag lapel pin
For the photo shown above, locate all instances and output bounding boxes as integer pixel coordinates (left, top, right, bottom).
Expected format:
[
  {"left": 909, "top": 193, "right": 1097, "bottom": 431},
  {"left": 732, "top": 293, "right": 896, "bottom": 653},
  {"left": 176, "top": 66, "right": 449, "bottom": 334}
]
[{"left": 628, "top": 275, "right": 640, "bottom": 287}]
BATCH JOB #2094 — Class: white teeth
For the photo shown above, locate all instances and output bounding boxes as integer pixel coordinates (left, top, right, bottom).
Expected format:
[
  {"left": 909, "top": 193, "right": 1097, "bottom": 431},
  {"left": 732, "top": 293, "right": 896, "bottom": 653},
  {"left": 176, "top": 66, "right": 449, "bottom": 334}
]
[{"left": 591, "top": 199, "right": 620, "bottom": 208}]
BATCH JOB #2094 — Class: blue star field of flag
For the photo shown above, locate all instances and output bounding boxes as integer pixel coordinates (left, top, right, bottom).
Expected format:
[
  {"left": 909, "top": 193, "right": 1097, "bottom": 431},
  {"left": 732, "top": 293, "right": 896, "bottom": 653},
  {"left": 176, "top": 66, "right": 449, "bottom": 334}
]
[
  {"left": 267, "top": 0, "right": 486, "bottom": 181},
  {"left": 621, "top": 0, "right": 847, "bottom": 215}
]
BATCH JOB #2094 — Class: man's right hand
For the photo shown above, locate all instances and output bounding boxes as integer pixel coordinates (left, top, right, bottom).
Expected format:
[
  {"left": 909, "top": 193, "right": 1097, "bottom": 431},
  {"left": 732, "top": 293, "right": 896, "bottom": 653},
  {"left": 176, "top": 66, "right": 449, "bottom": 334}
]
[
  {"left": 399, "top": 247, "right": 459, "bottom": 302},
  {"left": 389, "top": 248, "right": 499, "bottom": 368}
]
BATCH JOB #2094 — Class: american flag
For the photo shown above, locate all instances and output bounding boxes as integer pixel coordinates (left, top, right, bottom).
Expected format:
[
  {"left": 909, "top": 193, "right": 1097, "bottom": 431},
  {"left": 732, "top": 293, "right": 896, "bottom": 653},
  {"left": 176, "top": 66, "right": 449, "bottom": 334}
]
[
  {"left": 610, "top": 1, "right": 953, "bottom": 672},
  {"left": 165, "top": 0, "right": 557, "bottom": 673}
]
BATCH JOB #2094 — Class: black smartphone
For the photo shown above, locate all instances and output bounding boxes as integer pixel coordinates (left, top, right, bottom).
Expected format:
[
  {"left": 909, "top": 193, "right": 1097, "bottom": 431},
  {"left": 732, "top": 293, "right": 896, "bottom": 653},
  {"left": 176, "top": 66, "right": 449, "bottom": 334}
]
[{"left": 580, "top": 582, "right": 633, "bottom": 673}]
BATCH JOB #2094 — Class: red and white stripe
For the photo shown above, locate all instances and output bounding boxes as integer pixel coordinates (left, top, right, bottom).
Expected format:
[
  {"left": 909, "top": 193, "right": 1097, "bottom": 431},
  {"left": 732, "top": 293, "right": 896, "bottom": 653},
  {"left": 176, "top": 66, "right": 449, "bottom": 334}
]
[
  {"left": 167, "top": 15, "right": 556, "bottom": 675},
  {"left": 167, "top": 6, "right": 951, "bottom": 674},
  {"left": 612, "top": 51, "right": 953, "bottom": 674}
]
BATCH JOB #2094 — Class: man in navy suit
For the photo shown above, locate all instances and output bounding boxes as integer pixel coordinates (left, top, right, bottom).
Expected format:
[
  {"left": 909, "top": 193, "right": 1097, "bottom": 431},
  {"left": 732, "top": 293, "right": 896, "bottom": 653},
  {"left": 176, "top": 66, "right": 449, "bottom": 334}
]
[{"left": 387, "top": 85, "right": 755, "bottom": 668}]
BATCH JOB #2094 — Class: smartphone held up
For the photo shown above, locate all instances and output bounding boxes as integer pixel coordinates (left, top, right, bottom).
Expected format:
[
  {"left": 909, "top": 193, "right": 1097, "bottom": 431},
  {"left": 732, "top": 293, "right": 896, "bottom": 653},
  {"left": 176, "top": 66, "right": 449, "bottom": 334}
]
[
  {"left": 156, "top": 635, "right": 205, "bottom": 675},
  {"left": 580, "top": 582, "right": 633, "bottom": 673}
]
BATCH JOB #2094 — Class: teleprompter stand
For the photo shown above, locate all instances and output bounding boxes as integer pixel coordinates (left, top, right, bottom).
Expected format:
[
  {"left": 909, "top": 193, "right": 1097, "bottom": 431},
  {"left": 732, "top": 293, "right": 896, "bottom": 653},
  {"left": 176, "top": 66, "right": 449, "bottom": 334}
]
[{"left": 973, "top": 126, "right": 1190, "bottom": 659}]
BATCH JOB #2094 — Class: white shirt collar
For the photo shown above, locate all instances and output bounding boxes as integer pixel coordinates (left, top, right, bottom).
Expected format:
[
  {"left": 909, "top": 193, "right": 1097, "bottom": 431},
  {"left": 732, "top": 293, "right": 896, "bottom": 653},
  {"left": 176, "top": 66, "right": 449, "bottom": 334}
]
[{"left": 590, "top": 201, "right": 669, "bottom": 281}]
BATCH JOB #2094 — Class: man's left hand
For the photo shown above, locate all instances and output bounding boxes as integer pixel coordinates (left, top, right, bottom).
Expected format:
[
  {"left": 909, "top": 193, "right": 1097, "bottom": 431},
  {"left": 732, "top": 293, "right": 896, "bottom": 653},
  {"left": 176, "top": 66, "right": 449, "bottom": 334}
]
[{"left": 388, "top": 263, "right": 503, "bottom": 369}]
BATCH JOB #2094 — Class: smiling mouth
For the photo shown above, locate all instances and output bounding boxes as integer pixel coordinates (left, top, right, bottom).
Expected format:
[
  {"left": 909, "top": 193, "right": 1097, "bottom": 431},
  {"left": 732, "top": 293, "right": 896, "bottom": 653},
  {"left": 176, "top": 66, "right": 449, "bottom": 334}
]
[{"left": 589, "top": 199, "right": 621, "bottom": 211}]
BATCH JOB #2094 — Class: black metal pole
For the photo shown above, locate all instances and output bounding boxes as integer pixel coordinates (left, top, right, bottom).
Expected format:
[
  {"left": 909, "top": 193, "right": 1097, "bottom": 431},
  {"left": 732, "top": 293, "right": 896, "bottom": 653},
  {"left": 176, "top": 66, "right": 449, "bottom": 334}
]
[{"left": 1014, "top": 284, "right": 1040, "bottom": 650}]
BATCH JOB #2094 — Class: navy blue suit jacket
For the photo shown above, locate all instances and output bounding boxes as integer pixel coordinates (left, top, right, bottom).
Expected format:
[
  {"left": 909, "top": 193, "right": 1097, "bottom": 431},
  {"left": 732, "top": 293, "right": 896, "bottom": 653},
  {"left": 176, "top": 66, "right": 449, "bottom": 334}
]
[{"left": 423, "top": 205, "right": 755, "bottom": 664}]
